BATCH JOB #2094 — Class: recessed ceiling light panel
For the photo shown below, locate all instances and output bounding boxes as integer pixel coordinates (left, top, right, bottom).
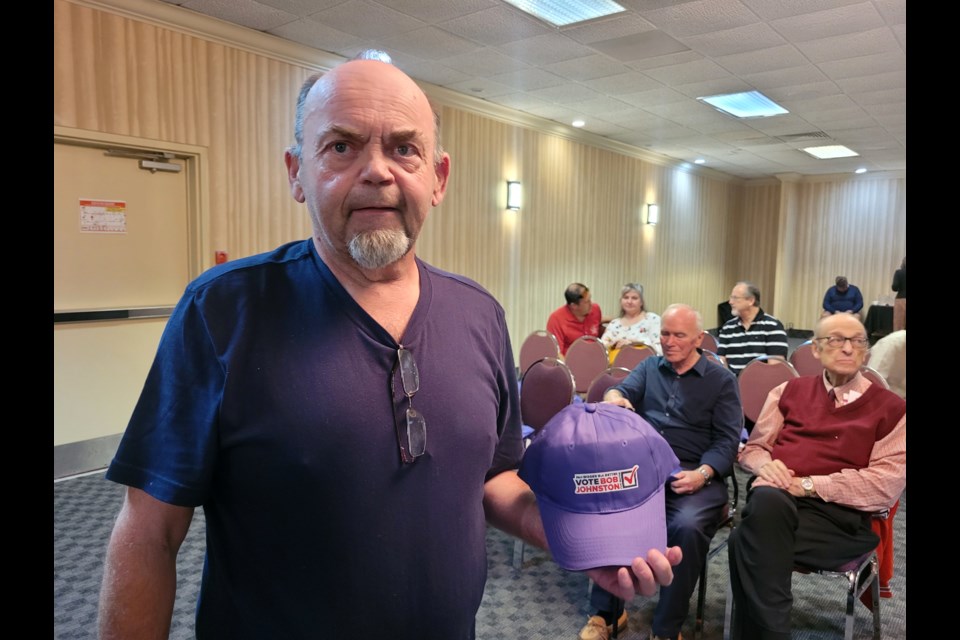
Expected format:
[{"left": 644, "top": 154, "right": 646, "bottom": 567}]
[
  {"left": 503, "top": 0, "right": 625, "bottom": 27},
  {"left": 801, "top": 145, "right": 860, "bottom": 159},
  {"left": 698, "top": 90, "right": 788, "bottom": 119}
]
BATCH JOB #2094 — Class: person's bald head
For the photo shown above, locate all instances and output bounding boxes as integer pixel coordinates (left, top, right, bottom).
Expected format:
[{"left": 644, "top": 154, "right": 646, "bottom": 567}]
[{"left": 290, "top": 53, "right": 444, "bottom": 165}]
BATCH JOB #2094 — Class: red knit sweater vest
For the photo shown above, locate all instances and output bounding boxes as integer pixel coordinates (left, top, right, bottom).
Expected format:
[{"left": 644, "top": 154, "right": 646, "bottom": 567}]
[{"left": 771, "top": 377, "right": 905, "bottom": 477}]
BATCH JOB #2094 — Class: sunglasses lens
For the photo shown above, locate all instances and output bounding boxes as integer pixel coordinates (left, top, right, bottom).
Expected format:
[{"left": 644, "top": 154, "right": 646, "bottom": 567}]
[{"left": 406, "top": 409, "right": 426, "bottom": 457}]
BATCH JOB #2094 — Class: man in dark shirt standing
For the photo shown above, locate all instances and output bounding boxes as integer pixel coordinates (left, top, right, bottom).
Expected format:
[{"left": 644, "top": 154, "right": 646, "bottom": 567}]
[{"left": 584, "top": 304, "right": 742, "bottom": 640}]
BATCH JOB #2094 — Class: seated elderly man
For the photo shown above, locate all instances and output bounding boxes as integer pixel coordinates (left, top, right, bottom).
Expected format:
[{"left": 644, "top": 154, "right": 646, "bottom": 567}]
[
  {"left": 728, "top": 313, "right": 906, "bottom": 640},
  {"left": 590, "top": 304, "right": 741, "bottom": 640}
]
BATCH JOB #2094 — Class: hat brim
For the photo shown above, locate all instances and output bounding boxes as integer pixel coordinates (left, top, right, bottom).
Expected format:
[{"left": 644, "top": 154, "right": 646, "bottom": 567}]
[{"left": 537, "top": 483, "right": 668, "bottom": 571}]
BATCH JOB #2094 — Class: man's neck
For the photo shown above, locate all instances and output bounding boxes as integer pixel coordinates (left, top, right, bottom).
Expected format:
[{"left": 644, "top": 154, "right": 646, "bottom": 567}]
[
  {"left": 739, "top": 306, "right": 760, "bottom": 326},
  {"left": 314, "top": 237, "right": 420, "bottom": 343},
  {"left": 671, "top": 352, "right": 701, "bottom": 375},
  {"left": 825, "top": 369, "right": 856, "bottom": 388},
  {"left": 570, "top": 305, "right": 588, "bottom": 322}
]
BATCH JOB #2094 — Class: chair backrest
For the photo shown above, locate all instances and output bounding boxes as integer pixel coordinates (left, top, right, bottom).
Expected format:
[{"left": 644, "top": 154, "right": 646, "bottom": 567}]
[
  {"left": 789, "top": 340, "right": 824, "bottom": 377},
  {"left": 585, "top": 366, "right": 632, "bottom": 403},
  {"left": 518, "top": 330, "right": 561, "bottom": 375},
  {"left": 738, "top": 356, "right": 800, "bottom": 423},
  {"left": 564, "top": 335, "right": 609, "bottom": 394},
  {"left": 700, "top": 332, "right": 719, "bottom": 353},
  {"left": 611, "top": 344, "right": 655, "bottom": 371},
  {"left": 860, "top": 365, "right": 890, "bottom": 390},
  {"left": 702, "top": 349, "right": 725, "bottom": 367},
  {"left": 519, "top": 357, "right": 576, "bottom": 432}
]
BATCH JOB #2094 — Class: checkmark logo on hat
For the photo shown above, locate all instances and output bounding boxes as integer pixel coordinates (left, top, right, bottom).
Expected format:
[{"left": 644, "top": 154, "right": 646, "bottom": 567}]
[{"left": 622, "top": 465, "right": 639, "bottom": 487}]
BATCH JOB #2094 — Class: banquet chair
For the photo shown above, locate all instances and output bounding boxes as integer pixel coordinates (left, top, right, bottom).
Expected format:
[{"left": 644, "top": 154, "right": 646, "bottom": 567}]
[
  {"left": 519, "top": 357, "right": 576, "bottom": 434},
  {"left": 565, "top": 335, "right": 609, "bottom": 395},
  {"left": 700, "top": 332, "right": 719, "bottom": 353},
  {"left": 737, "top": 356, "right": 799, "bottom": 424},
  {"left": 693, "top": 466, "right": 739, "bottom": 639},
  {"left": 702, "top": 349, "right": 725, "bottom": 367},
  {"left": 789, "top": 340, "right": 824, "bottom": 377},
  {"left": 859, "top": 365, "right": 890, "bottom": 390},
  {"left": 518, "top": 330, "right": 561, "bottom": 375},
  {"left": 585, "top": 366, "right": 631, "bottom": 403},
  {"left": 515, "top": 357, "right": 575, "bottom": 570},
  {"left": 722, "top": 485, "right": 889, "bottom": 640},
  {"left": 724, "top": 545, "right": 882, "bottom": 640},
  {"left": 610, "top": 344, "right": 654, "bottom": 371}
]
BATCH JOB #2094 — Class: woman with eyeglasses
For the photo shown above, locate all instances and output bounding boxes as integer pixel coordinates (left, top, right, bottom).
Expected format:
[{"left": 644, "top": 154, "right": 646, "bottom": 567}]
[{"left": 600, "top": 283, "right": 662, "bottom": 356}]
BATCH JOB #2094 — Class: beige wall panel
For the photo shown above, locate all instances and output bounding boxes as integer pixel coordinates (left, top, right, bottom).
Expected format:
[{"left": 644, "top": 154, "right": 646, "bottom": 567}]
[
  {"left": 776, "top": 176, "right": 906, "bottom": 331},
  {"left": 420, "top": 108, "right": 742, "bottom": 348},
  {"left": 728, "top": 182, "right": 782, "bottom": 316},
  {"left": 54, "top": 318, "right": 166, "bottom": 445},
  {"left": 54, "top": 0, "right": 314, "bottom": 270}
]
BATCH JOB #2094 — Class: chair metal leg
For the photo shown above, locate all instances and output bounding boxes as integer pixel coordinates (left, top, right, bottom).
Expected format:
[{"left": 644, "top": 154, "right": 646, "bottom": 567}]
[
  {"left": 722, "top": 572, "right": 733, "bottom": 640},
  {"left": 512, "top": 538, "right": 524, "bottom": 571},
  {"left": 694, "top": 560, "right": 708, "bottom": 639},
  {"left": 844, "top": 569, "right": 857, "bottom": 640},
  {"left": 870, "top": 557, "right": 882, "bottom": 640}
]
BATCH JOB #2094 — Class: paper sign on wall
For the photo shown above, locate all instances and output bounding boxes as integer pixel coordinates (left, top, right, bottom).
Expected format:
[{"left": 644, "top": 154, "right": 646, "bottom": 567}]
[{"left": 79, "top": 199, "right": 127, "bottom": 234}]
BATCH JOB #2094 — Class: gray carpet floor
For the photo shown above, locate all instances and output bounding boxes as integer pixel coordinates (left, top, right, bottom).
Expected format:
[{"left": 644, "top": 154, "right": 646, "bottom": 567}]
[{"left": 54, "top": 468, "right": 906, "bottom": 639}]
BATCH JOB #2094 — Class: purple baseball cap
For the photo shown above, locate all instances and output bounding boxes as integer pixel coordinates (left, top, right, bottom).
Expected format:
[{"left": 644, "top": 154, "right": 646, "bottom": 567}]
[{"left": 518, "top": 402, "right": 679, "bottom": 571}]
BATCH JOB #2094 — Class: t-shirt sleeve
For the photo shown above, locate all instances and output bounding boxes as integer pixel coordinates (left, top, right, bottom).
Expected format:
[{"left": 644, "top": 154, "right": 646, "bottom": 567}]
[
  {"left": 486, "top": 310, "right": 524, "bottom": 481},
  {"left": 105, "top": 289, "right": 224, "bottom": 507}
]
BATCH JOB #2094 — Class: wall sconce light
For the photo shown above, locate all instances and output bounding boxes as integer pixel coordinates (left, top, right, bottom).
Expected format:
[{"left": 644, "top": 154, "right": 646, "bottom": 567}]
[
  {"left": 506, "top": 181, "right": 522, "bottom": 210},
  {"left": 646, "top": 203, "right": 659, "bottom": 225}
]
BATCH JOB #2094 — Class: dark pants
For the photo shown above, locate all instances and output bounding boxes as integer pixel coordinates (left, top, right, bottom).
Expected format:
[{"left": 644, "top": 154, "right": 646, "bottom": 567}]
[
  {"left": 590, "top": 478, "right": 728, "bottom": 638},
  {"left": 727, "top": 487, "right": 879, "bottom": 640}
]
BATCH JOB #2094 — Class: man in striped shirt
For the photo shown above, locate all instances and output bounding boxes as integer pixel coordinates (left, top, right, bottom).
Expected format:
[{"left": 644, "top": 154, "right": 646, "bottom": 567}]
[{"left": 717, "top": 281, "right": 788, "bottom": 375}]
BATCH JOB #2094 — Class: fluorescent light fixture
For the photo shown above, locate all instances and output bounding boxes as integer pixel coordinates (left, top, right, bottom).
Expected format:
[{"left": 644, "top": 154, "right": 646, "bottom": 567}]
[
  {"left": 855, "top": 168, "right": 867, "bottom": 174},
  {"left": 698, "top": 90, "right": 788, "bottom": 119},
  {"left": 572, "top": 119, "right": 585, "bottom": 128},
  {"left": 503, "top": 0, "right": 625, "bottom": 27},
  {"left": 694, "top": 158, "right": 706, "bottom": 165},
  {"left": 507, "top": 181, "right": 522, "bottom": 210},
  {"left": 646, "top": 203, "right": 659, "bottom": 226},
  {"left": 801, "top": 145, "right": 860, "bottom": 159}
]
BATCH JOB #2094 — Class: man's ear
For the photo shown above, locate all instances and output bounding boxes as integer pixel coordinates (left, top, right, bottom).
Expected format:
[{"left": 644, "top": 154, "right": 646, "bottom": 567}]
[
  {"left": 284, "top": 148, "right": 305, "bottom": 203},
  {"left": 431, "top": 152, "right": 451, "bottom": 207}
]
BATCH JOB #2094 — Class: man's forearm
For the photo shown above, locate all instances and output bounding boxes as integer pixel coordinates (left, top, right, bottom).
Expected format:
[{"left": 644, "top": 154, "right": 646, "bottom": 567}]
[
  {"left": 98, "top": 489, "right": 194, "bottom": 640},
  {"left": 98, "top": 523, "right": 180, "bottom": 639},
  {"left": 483, "top": 469, "right": 548, "bottom": 550}
]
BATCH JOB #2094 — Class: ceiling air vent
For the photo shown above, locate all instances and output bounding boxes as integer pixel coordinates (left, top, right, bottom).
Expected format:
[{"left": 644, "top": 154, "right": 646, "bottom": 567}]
[{"left": 777, "top": 131, "right": 832, "bottom": 143}]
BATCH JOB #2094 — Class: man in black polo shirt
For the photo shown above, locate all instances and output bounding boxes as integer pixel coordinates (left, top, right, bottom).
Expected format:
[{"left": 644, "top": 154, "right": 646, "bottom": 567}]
[{"left": 717, "top": 281, "right": 788, "bottom": 375}]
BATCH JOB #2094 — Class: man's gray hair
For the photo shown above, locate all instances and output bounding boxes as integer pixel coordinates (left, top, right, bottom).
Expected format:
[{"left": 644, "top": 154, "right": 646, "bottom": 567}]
[
  {"left": 289, "top": 49, "right": 444, "bottom": 164},
  {"left": 736, "top": 281, "right": 761, "bottom": 307}
]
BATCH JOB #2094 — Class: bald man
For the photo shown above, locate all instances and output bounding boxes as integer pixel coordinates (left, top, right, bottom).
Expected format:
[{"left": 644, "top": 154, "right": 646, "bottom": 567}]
[
  {"left": 97, "top": 52, "right": 679, "bottom": 640},
  {"left": 593, "top": 304, "right": 741, "bottom": 640},
  {"left": 729, "top": 314, "right": 906, "bottom": 640}
]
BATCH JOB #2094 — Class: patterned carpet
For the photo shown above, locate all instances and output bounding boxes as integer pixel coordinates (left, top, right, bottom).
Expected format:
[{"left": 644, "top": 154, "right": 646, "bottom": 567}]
[{"left": 54, "top": 469, "right": 905, "bottom": 639}]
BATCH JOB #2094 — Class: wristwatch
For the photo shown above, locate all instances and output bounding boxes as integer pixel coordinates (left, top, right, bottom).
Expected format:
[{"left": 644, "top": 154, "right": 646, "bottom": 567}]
[
  {"left": 697, "top": 466, "right": 712, "bottom": 486},
  {"left": 800, "top": 477, "right": 816, "bottom": 498}
]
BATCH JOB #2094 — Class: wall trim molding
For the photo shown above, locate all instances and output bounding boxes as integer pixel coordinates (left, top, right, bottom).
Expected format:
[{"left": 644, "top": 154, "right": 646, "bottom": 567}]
[{"left": 54, "top": 434, "right": 122, "bottom": 480}]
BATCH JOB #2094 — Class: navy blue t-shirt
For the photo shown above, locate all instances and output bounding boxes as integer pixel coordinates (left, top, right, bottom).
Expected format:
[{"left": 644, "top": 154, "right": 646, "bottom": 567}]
[{"left": 107, "top": 239, "right": 523, "bottom": 639}]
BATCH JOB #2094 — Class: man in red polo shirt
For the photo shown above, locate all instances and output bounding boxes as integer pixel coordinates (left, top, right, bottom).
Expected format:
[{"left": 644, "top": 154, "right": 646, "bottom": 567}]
[
  {"left": 728, "top": 313, "right": 906, "bottom": 640},
  {"left": 547, "top": 283, "right": 603, "bottom": 355}
]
